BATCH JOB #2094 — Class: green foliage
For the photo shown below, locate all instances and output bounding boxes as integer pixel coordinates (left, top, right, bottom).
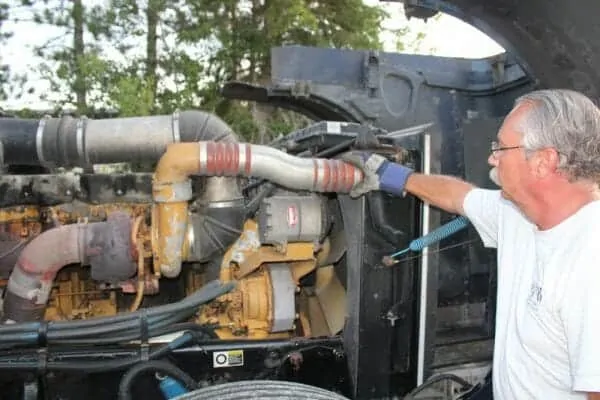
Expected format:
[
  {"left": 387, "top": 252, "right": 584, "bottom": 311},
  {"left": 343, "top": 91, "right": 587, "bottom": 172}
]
[
  {"left": 107, "top": 74, "right": 155, "bottom": 117},
  {"left": 0, "top": 1, "right": 11, "bottom": 101},
  {"left": 180, "top": 0, "right": 387, "bottom": 83},
  {"left": 178, "top": 0, "right": 387, "bottom": 141}
]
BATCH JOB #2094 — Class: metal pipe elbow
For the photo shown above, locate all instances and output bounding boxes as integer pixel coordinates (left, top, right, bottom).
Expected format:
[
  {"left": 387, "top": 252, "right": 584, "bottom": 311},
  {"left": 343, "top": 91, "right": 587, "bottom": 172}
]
[
  {"left": 152, "top": 143, "right": 198, "bottom": 278},
  {"left": 3, "top": 224, "right": 85, "bottom": 322},
  {"left": 195, "top": 142, "right": 364, "bottom": 192},
  {"left": 2, "top": 214, "right": 137, "bottom": 322}
]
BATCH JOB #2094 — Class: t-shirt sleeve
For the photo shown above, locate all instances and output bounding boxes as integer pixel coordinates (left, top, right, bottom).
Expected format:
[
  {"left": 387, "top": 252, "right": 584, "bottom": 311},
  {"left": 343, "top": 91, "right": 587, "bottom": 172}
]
[
  {"left": 462, "top": 188, "right": 502, "bottom": 248},
  {"left": 563, "top": 258, "right": 600, "bottom": 392}
]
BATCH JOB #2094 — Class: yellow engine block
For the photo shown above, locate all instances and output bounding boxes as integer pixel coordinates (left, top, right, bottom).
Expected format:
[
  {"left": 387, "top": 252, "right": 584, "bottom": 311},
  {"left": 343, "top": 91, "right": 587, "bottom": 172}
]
[
  {"left": 0, "top": 205, "right": 347, "bottom": 339},
  {"left": 198, "top": 219, "right": 347, "bottom": 340}
]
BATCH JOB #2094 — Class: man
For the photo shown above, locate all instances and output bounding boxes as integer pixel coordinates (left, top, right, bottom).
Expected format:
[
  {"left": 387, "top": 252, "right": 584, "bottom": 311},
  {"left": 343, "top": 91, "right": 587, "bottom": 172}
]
[{"left": 341, "top": 89, "right": 600, "bottom": 399}]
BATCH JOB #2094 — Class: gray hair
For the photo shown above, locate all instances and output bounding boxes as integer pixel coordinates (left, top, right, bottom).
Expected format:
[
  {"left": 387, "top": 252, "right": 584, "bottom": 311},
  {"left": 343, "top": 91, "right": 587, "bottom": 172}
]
[{"left": 514, "top": 89, "right": 600, "bottom": 182}]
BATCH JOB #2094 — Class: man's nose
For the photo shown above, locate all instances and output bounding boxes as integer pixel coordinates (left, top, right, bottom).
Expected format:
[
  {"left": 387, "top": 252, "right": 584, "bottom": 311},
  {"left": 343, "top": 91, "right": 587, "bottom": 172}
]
[{"left": 488, "top": 153, "right": 498, "bottom": 166}]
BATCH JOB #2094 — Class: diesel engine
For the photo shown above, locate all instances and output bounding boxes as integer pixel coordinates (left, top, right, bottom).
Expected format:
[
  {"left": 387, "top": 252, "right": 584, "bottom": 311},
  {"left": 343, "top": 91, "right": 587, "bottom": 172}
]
[
  {"left": 0, "top": 110, "right": 429, "bottom": 400},
  {"left": 0, "top": 112, "right": 373, "bottom": 340}
]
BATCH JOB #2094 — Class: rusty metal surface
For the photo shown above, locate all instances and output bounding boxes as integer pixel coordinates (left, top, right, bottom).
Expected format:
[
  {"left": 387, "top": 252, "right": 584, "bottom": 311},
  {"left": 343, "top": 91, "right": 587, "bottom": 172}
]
[
  {"left": 47, "top": 203, "right": 150, "bottom": 224},
  {"left": 199, "top": 267, "right": 277, "bottom": 339},
  {"left": 227, "top": 220, "right": 318, "bottom": 279},
  {"left": 45, "top": 269, "right": 118, "bottom": 321},
  {"left": 152, "top": 143, "right": 198, "bottom": 278},
  {"left": 151, "top": 200, "right": 190, "bottom": 278}
]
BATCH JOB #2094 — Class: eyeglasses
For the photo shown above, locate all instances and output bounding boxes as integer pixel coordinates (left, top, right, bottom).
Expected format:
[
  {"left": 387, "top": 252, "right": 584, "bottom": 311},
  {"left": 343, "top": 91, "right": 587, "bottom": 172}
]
[{"left": 490, "top": 141, "right": 523, "bottom": 158}]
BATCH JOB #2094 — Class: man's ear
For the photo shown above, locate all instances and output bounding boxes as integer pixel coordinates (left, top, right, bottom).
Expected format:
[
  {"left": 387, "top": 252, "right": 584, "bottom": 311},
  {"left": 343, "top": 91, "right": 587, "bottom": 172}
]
[{"left": 534, "top": 148, "right": 560, "bottom": 178}]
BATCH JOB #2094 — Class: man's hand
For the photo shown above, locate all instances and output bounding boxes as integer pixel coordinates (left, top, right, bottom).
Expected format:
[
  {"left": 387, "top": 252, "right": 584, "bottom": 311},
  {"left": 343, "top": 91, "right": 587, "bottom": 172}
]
[{"left": 339, "top": 151, "right": 414, "bottom": 198}]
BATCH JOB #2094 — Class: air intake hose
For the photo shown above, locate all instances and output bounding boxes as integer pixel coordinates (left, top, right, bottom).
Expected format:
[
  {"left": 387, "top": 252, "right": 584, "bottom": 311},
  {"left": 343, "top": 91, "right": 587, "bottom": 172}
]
[{"left": 0, "top": 111, "right": 237, "bottom": 167}]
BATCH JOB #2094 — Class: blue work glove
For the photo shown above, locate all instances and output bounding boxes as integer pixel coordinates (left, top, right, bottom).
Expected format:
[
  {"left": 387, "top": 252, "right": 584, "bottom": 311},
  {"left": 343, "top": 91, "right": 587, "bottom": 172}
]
[{"left": 339, "top": 151, "right": 414, "bottom": 198}]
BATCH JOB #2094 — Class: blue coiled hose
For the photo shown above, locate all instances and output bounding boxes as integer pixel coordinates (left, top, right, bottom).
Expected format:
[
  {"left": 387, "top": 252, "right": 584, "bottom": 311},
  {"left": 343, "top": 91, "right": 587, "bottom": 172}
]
[{"left": 390, "top": 216, "right": 469, "bottom": 258}]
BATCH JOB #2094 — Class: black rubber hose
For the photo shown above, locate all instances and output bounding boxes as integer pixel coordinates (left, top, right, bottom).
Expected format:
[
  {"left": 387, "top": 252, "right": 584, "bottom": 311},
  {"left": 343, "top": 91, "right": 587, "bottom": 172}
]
[
  {"left": 118, "top": 360, "right": 199, "bottom": 400},
  {"left": 45, "top": 308, "right": 191, "bottom": 340},
  {"left": 105, "top": 321, "right": 217, "bottom": 346},
  {"left": 368, "top": 193, "right": 406, "bottom": 243},
  {"left": 0, "top": 329, "right": 198, "bottom": 372},
  {"left": 0, "top": 118, "right": 40, "bottom": 165},
  {"left": 0, "top": 110, "right": 238, "bottom": 168},
  {"left": 50, "top": 280, "right": 230, "bottom": 341},
  {"left": 0, "top": 305, "right": 184, "bottom": 335},
  {"left": 48, "top": 312, "right": 204, "bottom": 345},
  {"left": 171, "top": 380, "right": 351, "bottom": 400},
  {"left": 188, "top": 204, "right": 245, "bottom": 262}
]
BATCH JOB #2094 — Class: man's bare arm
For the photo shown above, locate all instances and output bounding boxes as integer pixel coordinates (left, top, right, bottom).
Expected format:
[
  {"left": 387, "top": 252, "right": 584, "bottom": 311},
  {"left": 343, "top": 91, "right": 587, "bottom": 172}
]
[{"left": 404, "top": 173, "right": 476, "bottom": 215}]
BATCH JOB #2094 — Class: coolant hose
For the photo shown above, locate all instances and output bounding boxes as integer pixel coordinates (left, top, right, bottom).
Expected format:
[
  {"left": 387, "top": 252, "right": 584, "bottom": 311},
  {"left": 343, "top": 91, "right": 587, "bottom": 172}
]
[
  {"left": 152, "top": 141, "right": 364, "bottom": 277},
  {"left": 170, "top": 380, "right": 351, "bottom": 400}
]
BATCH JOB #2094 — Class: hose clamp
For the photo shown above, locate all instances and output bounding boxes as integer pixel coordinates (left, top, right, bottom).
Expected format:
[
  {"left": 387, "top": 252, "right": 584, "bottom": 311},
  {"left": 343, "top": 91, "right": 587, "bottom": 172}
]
[
  {"left": 76, "top": 116, "right": 88, "bottom": 165},
  {"left": 36, "top": 115, "right": 50, "bottom": 166},
  {"left": 5, "top": 268, "right": 38, "bottom": 301},
  {"left": 172, "top": 110, "right": 181, "bottom": 143},
  {"left": 77, "top": 217, "right": 89, "bottom": 265}
]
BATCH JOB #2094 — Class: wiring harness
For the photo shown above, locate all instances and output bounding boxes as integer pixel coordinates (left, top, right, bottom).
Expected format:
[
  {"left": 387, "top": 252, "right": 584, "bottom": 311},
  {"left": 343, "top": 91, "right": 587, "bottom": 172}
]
[{"left": 0, "top": 280, "right": 234, "bottom": 371}]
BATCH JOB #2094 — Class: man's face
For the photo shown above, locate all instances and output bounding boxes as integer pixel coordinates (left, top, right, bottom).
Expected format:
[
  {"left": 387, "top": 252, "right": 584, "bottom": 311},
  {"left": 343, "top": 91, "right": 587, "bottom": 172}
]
[{"left": 488, "top": 104, "right": 533, "bottom": 201}]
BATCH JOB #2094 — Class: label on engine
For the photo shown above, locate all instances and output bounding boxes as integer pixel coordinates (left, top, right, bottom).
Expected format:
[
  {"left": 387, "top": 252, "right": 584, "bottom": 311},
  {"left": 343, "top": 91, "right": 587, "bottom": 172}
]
[
  {"left": 287, "top": 205, "right": 298, "bottom": 227},
  {"left": 213, "top": 350, "right": 244, "bottom": 368}
]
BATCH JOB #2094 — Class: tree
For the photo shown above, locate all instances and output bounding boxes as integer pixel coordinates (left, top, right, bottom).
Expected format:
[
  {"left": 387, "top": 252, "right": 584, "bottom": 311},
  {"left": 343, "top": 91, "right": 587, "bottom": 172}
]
[
  {"left": 176, "top": 0, "right": 388, "bottom": 141},
  {"left": 179, "top": 0, "right": 386, "bottom": 89},
  {"left": 7, "top": 0, "right": 393, "bottom": 142},
  {"left": 93, "top": 0, "right": 209, "bottom": 116},
  {"left": 13, "top": 0, "right": 113, "bottom": 114},
  {"left": 0, "top": 1, "right": 11, "bottom": 101}
]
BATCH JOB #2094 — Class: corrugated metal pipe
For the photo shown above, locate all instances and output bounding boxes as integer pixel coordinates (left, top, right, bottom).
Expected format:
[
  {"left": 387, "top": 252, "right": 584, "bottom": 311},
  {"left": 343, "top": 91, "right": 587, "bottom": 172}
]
[{"left": 152, "top": 141, "right": 364, "bottom": 278}]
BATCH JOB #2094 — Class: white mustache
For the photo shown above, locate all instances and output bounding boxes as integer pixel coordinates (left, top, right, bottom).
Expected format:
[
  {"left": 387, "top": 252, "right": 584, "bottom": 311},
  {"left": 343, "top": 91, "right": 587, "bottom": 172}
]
[{"left": 489, "top": 167, "right": 501, "bottom": 186}]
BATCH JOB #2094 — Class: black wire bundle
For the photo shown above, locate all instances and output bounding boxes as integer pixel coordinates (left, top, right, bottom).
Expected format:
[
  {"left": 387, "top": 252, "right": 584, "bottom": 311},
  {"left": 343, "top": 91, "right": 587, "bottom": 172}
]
[
  {"left": 0, "top": 280, "right": 235, "bottom": 347},
  {"left": 0, "top": 329, "right": 197, "bottom": 372}
]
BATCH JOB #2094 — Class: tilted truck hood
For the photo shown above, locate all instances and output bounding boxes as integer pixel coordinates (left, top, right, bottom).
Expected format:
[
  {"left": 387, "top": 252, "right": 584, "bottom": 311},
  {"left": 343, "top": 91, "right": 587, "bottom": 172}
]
[
  {"left": 389, "top": 0, "right": 600, "bottom": 98},
  {"left": 223, "top": 0, "right": 600, "bottom": 129}
]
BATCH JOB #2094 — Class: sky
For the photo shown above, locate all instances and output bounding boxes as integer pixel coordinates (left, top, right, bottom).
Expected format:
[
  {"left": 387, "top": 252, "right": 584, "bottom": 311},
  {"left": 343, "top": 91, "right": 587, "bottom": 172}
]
[{"left": 0, "top": 0, "right": 504, "bottom": 110}]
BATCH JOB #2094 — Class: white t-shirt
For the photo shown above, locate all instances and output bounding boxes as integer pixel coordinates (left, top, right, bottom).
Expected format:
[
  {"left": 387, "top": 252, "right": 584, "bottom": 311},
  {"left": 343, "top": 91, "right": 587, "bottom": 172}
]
[{"left": 463, "top": 188, "right": 600, "bottom": 399}]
